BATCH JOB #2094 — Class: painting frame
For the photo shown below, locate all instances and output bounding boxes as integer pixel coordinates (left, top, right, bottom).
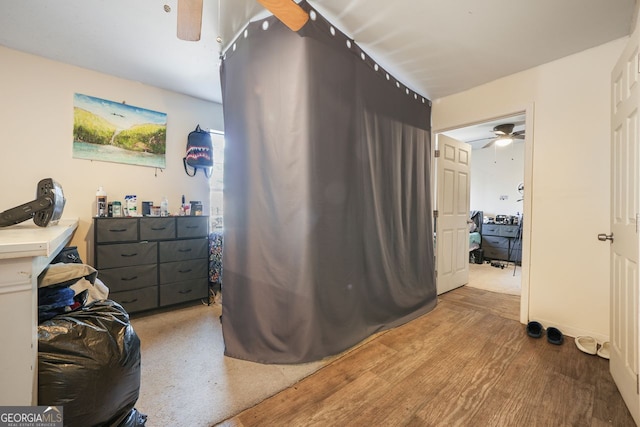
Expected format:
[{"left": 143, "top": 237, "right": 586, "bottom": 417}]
[{"left": 73, "top": 93, "right": 167, "bottom": 168}]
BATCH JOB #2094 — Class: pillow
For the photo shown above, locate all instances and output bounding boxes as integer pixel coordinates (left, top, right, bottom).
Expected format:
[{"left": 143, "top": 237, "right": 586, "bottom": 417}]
[{"left": 38, "top": 263, "right": 98, "bottom": 288}]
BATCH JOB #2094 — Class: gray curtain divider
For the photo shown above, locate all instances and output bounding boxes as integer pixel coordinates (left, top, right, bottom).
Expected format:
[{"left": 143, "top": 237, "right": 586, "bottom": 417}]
[{"left": 220, "top": 2, "right": 436, "bottom": 364}]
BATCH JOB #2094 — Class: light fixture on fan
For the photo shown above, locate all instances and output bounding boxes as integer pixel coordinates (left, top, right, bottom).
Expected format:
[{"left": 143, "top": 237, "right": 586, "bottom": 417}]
[{"left": 494, "top": 135, "right": 513, "bottom": 147}]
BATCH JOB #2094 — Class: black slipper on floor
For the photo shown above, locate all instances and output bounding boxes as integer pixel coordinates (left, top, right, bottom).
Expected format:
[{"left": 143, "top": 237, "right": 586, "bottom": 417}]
[
  {"left": 526, "top": 321, "right": 543, "bottom": 338},
  {"left": 547, "top": 327, "right": 564, "bottom": 345}
]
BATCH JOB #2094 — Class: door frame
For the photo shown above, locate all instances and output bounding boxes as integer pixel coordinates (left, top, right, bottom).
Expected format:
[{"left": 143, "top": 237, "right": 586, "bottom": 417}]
[{"left": 432, "top": 103, "right": 534, "bottom": 324}]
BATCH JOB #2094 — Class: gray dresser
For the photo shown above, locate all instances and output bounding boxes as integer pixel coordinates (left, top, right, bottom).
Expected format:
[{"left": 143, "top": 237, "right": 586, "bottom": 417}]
[
  {"left": 94, "top": 216, "right": 209, "bottom": 313},
  {"left": 481, "top": 223, "right": 522, "bottom": 264}
]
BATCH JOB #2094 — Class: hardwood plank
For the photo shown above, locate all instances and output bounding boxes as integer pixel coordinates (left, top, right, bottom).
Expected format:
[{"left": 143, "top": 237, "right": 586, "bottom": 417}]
[
  {"left": 440, "top": 285, "right": 520, "bottom": 321},
  {"left": 540, "top": 371, "right": 595, "bottom": 426},
  {"left": 234, "top": 340, "right": 397, "bottom": 425},
  {"left": 472, "top": 335, "right": 553, "bottom": 425}
]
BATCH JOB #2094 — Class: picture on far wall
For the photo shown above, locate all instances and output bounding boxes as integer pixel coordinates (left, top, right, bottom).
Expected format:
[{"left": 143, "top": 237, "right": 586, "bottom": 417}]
[{"left": 73, "top": 93, "right": 167, "bottom": 168}]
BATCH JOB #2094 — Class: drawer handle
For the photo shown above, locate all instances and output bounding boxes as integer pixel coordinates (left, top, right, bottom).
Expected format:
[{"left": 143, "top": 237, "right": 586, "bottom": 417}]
[
  {"left": 121, "top": 253, "right": 138, "bottom": 257},
  {"left": 109, "top": 228, "right": 128, "bottom": 232},
  {"left": 151, "top": 227, "right": 166, "bottom": 231},
  {"left": 120, "top": 298, "right": 138, "bottom": 303},
  {"left": 178, "top": 248, "right": 192, "bottom": 253},
  {"left": 178, "top": 268, "right": 193, "bottom": 273},
  {"left": 122, "top": 276, "right": 138, "bottom": 281},
  {"left": 186, "top": 225, "right": 199, "bottom": 229},
  {"left": 178, "top": 289, "right": 193, "bottom": 294}
]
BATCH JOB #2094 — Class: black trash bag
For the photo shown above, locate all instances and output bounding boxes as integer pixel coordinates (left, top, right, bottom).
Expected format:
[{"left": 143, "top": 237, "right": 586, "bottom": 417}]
[
  {"left": 118, "top": 408, "right": 147, "bottom": 427},
  {"left": 38, "top": 300, "right": 141, "bottom": 427},
  {"left": 52, "top": 246, "right": 84, "bottom": 264}
]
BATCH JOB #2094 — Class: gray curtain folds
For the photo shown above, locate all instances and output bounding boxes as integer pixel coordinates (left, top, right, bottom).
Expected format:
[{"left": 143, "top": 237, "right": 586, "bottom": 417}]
[{"left": 220, "top": 3, "right": 436, "bottom": 364}]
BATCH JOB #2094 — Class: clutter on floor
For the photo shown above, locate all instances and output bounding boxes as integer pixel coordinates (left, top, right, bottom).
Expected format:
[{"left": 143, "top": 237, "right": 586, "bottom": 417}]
[
  {"left": 526, "top": 321, "right": 563, "bottom": 345},
  {"left": 526, "top": 321, "right": 543, "bottom": 338},
  {"left": 38, "top": 301, "right": 144, "bottom": 426},
  {"left": 546, "top": 327, "right": 564, "bottom": 345},
  {"left": 37, "top": 247, "right": 147, "bottom": 426},
  {"left": 575, "top": 336, "right": 610, "bottom": 359},
  {"left": 597, "top": 341, "right": 611, "bottom": 359},
  {"left": 575, "top": 336, "right": 598, "bottom": 355}
]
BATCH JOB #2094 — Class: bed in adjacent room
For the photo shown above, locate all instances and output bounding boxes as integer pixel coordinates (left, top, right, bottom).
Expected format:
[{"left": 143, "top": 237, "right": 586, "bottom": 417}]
[{"left": 469, "top": 210, "right": 483, "bottom": 262}]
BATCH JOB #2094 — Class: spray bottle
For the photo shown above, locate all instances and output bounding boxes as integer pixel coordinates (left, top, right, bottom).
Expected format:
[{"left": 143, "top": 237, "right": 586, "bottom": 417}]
[
  {"left": 161, "top": 196, "right": 169, "bottom": 217},
  {"left": 96, "top": 186, "right": 107, "bottom": 217}
]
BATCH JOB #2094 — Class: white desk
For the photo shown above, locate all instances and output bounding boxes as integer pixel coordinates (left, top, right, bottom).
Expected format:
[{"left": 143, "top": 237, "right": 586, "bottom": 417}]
[{"left": 0, "top": 218, "right": 78, "bottom": 405}]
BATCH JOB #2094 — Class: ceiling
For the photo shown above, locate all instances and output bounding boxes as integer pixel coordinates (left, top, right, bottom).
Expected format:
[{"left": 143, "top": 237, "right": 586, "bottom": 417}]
[
  {"left": 0, "top": 0, "right": 635, "bottom": 111},
  {"left": 442, "top": 113, "right": 526, "bottom": 150}
]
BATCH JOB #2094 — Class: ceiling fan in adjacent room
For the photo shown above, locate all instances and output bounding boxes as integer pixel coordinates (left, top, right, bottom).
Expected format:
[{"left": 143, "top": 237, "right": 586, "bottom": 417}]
[{"left": 474, "top": 123, "right": 525, "bottom": 149}]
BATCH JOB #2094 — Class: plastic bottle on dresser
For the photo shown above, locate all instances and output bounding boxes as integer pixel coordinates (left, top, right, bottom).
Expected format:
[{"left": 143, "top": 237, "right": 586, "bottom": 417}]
[
  {"left": 160, "top": 196, "right": 169, "bottom": 217},
  {"left": 96, "top": 186, "right": 107, "bottom": 217}
]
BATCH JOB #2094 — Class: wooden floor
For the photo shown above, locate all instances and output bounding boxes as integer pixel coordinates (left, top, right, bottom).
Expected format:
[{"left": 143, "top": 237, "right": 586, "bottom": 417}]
[{"left": 219, "top": 286, "right": 635, "bottom": 427}]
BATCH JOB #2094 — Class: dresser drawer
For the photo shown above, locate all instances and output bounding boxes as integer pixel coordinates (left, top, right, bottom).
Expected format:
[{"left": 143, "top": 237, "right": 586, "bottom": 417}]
[
  {"left": 96, "top": 242, "right": 157, "bottom": 269},
  {"left": 96, "top": 218, "right": 138, "bottom": 242},
  {"left": 498, "top": 225, "right": 520, "bottom": 238},
  {"left": 159, "top": 279, "right": 208, "bottom": 306},
  {"left": 482, "top": 235, "right": 509, "bottom": 249},
  {"left": 482, "top": 224, "right": 500, "bottom": 236},
  {"left": 111, "top": 286, "right": 158, "bottom": 313},
  {"left": 159, "top": 238, "right": 208, "bottom": 263},
  {"left": 99, "top": 264, "right": 157, "bottom": 292},
  {"left": 140, "top": 217, "right": 176, "bottom": 240},
  {"left": 177, "top": 216, "right": 208, "bottom": 238},
  {"left": 483, "top": 246, "right": 509, "bottom": 260},
  {"left": 159, "top": 259, "right": 207, "bottom": 284}
]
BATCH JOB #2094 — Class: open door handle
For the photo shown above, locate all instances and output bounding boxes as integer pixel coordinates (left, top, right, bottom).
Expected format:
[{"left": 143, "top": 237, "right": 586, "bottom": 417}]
[{"left": 597, "top": 233, "right": 614, "bottom": 243}]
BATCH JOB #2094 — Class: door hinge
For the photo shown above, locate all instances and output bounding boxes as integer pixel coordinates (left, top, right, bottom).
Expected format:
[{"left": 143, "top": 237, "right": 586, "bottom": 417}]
[
  {"left": 636, "top": 213, "right": 639, "bottom": 233},
  {"left": 434, "top": 210, "right": 439, "bottom": 218},
  {"left": 434, "top": 149, "right": 440, "bottom": 158}
]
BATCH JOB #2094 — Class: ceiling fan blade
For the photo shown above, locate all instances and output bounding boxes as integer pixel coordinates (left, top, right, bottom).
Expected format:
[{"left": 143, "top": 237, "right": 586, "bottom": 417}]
[
  {"left": 482, "top": 140, "right": 496, "bottom": 149},
  {"left": 467, "top": 136, "right": 494, "bottom": 144},
  {"left": 177, "top": 0, "right": 203, "bottom": 41},
  {"left": 513, "top": 134, "right": 525, "bottom": 140},
  {"left": 256, "top": 0, "right": 309, "bottom": 32}
]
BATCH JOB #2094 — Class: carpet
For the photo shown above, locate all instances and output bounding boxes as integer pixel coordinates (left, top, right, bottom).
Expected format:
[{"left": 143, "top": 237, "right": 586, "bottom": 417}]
[
  {"left": 130, "top": 300, "right": 331, "bottom": 427},
  {"left": 466, "top": 261, "right": 521, "bottom": 296}
]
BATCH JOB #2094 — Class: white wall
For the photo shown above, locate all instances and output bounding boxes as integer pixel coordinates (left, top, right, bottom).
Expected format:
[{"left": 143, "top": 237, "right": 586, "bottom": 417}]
[
  {"left": 470, "top": 143, "right": 524, "bottom": 219},
  {"left": 0, "top": 46, "right": 224, "bottom": 263},
  {"left": 432, "top": 37, "right": 627, "bottom": 342}
]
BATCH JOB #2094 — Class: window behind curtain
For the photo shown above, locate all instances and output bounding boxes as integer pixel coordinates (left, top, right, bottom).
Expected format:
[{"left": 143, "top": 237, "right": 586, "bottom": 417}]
[{"left": 209, "top": 131, "right": 225, "bottom": 229}]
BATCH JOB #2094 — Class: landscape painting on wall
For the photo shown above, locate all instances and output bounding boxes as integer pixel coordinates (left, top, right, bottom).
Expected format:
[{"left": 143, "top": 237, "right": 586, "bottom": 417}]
[{"left": 73, "top": 93, "right": 167, "bottom": 168}]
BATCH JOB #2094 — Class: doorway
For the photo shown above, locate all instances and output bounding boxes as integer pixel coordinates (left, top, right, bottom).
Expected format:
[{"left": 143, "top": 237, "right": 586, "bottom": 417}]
[{"left": 434, "top": 109, "right": 533, "bottom": 324}]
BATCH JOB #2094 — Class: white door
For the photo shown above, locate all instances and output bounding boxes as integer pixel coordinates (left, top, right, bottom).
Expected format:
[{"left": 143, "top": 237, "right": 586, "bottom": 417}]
[
  {"left": 610, "top": 25, "right": 640, "bottom": 425},
  {"left": 436, "top": 134, "right": 471, "bottom": 295}
]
